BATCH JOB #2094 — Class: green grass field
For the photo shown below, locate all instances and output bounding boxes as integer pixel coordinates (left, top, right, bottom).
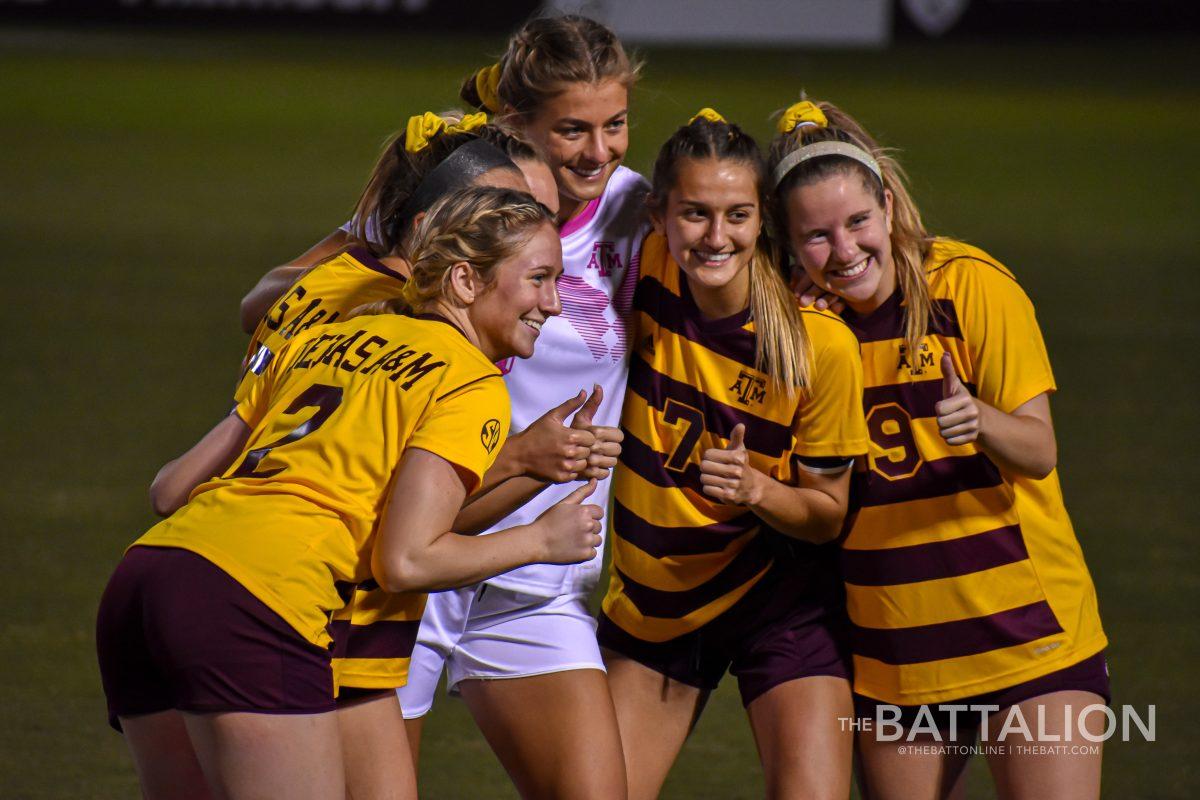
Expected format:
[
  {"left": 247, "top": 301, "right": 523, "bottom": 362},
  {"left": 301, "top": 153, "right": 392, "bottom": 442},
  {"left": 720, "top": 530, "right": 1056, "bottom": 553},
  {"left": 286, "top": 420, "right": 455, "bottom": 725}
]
[{"left": 1, "top": 24, "right": 1197, "bottom": 798}]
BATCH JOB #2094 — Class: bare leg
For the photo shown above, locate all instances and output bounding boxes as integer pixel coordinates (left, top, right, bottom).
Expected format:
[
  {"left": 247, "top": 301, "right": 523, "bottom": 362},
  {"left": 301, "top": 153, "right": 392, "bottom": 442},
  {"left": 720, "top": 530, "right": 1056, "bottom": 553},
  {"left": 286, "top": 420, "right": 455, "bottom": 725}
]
[
  {"left": 985, "top": 690, "right": 1104, "bottom": 800},
  {"left": 746, "top": 676, "right": 854, "bottom": 800},
  {"left": 857, "top": 722, "right": 972, "bottom": 800},
  {"left": 120, "top": 709, "right": 213, "bottom": 800},
  {"left": 183, "top": 711, "right": 344, "bottom": 800},
  {"left": 403, "top": 715, "right": 424, "bottom": 776},
  {"left": 337, "top": 692, "right": 417, "bottom": 800},
  {"left": 605, "top": 652, "right": 707, "bottom": 800},
  {"left": 459, "top": 668, "right": 627, "bottom": 800}
]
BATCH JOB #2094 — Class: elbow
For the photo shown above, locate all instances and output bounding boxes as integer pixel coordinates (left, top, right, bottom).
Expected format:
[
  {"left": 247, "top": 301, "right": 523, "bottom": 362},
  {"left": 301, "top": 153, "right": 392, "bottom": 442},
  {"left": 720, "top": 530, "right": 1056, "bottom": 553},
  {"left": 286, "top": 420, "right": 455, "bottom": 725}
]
[
  {"left": 807, "top": 518, "right": 843, "bottom": 545},
  {"left": 148, "top": 480, "right": 180, "bottom": 518},
  {"left": 238, "top": 294, "right": 260, "bottom": 335},
  {"left": 372, "top": 553, "right": 434, "bottom": 594},
  {"left": 1027, "top": 451, "right": 1057, "bottom": 480}
]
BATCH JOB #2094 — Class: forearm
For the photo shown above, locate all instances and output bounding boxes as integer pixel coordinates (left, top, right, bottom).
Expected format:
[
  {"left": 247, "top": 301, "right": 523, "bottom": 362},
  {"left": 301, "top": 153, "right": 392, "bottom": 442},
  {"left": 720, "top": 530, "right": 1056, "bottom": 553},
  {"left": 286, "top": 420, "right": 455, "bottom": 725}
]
[
  {"left": 239, "top": 265, "right": 307, "bottom": 333},
  {"left": 149, "top": 414, "right": 249, "bottom": 516},
  {"left": 375, "top": 524, "right": 546, "bottom": 593},
  {"left": 976, "top": 401, "right": 1057, "bottom": 479},
  {"left": 746, "top": 476, "right": 845, "bottom": 544},
  {"left": 454, "top": 476, "right": 549, "bottom": 535}
]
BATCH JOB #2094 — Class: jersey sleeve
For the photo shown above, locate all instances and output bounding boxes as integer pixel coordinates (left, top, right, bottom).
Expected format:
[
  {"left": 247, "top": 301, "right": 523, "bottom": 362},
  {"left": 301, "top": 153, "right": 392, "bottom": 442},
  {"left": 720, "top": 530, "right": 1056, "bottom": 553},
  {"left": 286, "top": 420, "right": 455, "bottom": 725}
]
[
  {"left": 407, "top": 375, "right": 511, "bottom": 494},
  {"left": 953, "top": 259, "right": 1056, "bottom": 413},
  {"left": 793, "top": 312, "right": 870, "bottom": 459},
  {"left": 232, "top": 335, "right": 288, "bottom": 428}
]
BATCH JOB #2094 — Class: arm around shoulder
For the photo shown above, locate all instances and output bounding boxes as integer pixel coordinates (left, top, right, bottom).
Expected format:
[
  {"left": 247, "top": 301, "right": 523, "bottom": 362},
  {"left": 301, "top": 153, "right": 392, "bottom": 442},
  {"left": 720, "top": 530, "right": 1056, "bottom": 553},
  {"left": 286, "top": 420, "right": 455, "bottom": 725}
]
[{"left": 149, "top": 413, "right": 251, "bottom": 516}]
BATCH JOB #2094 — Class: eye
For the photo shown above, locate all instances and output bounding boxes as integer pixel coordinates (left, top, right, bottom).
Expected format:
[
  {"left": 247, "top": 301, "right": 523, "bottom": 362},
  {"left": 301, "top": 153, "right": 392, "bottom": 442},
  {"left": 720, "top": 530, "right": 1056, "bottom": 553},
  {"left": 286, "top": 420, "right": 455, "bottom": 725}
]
[
  {"left": 805, "top": 231, "right": 827, "bottom": 244},
  {"left": 682, "top": 208, "right": 706, "bottom": 221},
  {"left": 605, "top": 118, "right": 627, "bottom": 132},
  {"left": 849, "top": 213, "right": 869, "bottom": 227},
  {"left": 729, "top": 210, "right": 752, "bottom": 223},
  {"left": 557, "top": 125, "right": 585, "bottom": 139}
]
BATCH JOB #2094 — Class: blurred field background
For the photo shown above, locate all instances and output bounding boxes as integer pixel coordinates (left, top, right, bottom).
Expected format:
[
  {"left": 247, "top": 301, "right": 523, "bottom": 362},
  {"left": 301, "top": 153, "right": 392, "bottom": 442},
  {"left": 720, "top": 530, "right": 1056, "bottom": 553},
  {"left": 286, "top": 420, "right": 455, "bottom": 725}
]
[{"left": 1, "top": 21, "right": 1197, "bottom": 799}]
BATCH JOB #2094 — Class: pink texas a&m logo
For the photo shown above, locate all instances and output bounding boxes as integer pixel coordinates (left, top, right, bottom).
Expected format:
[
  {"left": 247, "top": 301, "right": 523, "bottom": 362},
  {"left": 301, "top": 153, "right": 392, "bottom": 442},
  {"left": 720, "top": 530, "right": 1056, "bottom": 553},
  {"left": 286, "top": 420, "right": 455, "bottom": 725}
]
[
  {"left": 495, "top": 357, "right": 516, "bottom": 375},
  {"left": 586, "top": 241, "right": 623, "bottom": 276}
]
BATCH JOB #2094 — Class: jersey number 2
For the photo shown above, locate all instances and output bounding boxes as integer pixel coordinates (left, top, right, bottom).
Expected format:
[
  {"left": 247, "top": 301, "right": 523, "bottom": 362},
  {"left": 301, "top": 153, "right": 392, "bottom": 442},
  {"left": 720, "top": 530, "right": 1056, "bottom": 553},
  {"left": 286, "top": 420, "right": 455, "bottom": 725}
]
[{"left": 231, "top": 383, "right": 344, "bottom": 479}]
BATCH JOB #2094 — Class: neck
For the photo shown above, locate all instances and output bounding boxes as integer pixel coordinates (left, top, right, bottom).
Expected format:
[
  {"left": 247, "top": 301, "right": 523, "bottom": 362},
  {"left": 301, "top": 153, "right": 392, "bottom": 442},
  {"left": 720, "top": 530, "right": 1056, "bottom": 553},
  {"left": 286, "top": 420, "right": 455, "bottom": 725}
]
[
  {"left": 687, "top": 270, "right": 750, "bottom": 321},
  {"left": 423, "top": 300, "right": 484, "bottom": 354},
  {"left": 380, "top": 254, "right": 411, "bottom": 279},
  {"left": 556, "top": 193, "right": 588, "bottom": 227}
]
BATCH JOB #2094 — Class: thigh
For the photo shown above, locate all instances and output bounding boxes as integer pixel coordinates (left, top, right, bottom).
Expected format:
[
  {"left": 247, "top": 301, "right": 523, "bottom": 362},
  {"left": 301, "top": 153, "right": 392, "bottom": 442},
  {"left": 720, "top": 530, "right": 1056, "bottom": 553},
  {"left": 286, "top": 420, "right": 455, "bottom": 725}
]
[
  {"left": 460, "top": 668, "right": 626, "bottom": 800},
  {"left": 184, "top": 711, "right": 344, "bottom": 800},
  {"left": 604, "top": 652, "right": 706, "bottom": 800},
  {"left": 985, "top": 690, "right": 1104, "bottom": 800},
  {"left": 337, "top": 691, "right": 417, "bottom": 800},
  {"left": 120, "top": 709, "right": 212, "bottom": 800},
  {"left": 746, "top": 676, "right": 854, "bottom": 800},
  {"left": 856, "top": 727, "right": 973, "bottom": 800}
]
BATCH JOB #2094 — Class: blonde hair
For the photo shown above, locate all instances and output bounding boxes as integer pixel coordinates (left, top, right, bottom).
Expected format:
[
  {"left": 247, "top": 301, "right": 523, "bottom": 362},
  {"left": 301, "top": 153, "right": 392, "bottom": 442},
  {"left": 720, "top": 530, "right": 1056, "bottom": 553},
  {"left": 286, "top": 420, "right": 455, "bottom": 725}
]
[
  {"left": 461, "top": 15, "right": 641, "bottom": 116},
  {"left": 649, "top": 115, "right": 811, "bottom": 393},
  {"left": 769, "top": 98, "right": 933, "bottom": 354},
  {"left": 401, "top": 185, "right": 554, "bottom": 311}
]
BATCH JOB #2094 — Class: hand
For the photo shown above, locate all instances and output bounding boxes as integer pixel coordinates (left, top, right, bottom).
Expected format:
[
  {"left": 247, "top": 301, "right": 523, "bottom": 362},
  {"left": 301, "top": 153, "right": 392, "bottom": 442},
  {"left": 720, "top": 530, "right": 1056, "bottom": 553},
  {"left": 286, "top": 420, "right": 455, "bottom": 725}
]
[
  {"left": 699, "top": 424, "right": 763, "bottom": 505},
  {"left": 532, "top": 479, "right": 603, "bottom": 564},
  {"left": 510, "top": 390, "right": 596, "bottom": 482},
  {"left": 935, "top": 353, "right": 981, "bottom": 446},
  {"left": 569, "top": 384, "right": 624, "bottom": 480},
  {"left": 792, "top": 270, "right": 845, "bottom": 313}
]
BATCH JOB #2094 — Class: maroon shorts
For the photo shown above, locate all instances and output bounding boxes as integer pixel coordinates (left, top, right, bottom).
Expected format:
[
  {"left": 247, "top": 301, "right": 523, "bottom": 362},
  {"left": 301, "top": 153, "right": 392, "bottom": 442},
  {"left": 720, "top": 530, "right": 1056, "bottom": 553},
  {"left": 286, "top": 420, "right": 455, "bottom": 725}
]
[
  {"left": 96, "top": 546, "right": 337, "bottom": 731},
  {"left": 853, "top": 651, "right": 1111, "bottom": 734},
  {"left": 598, "top": 555, "right": 850, "bottom": 707}
]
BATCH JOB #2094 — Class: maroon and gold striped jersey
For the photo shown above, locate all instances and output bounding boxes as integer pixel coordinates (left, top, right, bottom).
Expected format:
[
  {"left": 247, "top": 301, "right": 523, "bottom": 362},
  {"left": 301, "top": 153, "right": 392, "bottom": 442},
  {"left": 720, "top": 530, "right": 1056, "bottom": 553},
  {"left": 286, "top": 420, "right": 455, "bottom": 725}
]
[
  {"left": 601, "top": 233, "right": 868, "bottom": 642},
  {"left": 841, "top": 239, "right": 1106, "bottom": 705}
]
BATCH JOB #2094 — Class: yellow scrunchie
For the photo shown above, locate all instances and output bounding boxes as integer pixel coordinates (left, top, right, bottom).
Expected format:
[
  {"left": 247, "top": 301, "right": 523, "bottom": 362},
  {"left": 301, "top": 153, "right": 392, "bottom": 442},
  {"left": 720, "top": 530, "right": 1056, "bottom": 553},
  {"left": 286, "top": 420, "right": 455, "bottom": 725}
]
[
  {"left": 689, "top": 107, "right": 726, "bottom": 125},
  {"left": 777, "top": 100, "right": 828, "bottom": 135},
  {"left": 474, "top": 63, "right": 502, "bottom": 113},
  {"left": 404, "top": 111, "right": 489, "bottom": 153}
]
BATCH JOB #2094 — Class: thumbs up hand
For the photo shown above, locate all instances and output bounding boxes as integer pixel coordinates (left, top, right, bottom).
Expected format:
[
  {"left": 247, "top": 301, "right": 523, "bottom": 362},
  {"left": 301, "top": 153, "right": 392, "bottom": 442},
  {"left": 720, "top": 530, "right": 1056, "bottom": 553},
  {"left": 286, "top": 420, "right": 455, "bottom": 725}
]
[
  {"left": 510, "top": 390, "right": 597, "bottom": 483},
  {"left": 935, "top": 352, "right": 981, "bottom": 446},
  {"left": 569, "top": 384, "right": 624, "bottom": 481},
  {"left": 699, "top": 423, "right": 763, "bottom": 505},
  {"left": 532, "top": 479, "right": 604, "bottom": 564}
]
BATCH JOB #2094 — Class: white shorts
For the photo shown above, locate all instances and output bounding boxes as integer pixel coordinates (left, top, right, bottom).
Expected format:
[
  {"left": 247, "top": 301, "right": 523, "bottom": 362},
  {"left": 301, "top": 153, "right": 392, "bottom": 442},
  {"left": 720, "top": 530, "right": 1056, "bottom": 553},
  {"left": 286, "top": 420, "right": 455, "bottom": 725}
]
[{"left": 396, "top": 583, "right": 604, "bottom": 719}]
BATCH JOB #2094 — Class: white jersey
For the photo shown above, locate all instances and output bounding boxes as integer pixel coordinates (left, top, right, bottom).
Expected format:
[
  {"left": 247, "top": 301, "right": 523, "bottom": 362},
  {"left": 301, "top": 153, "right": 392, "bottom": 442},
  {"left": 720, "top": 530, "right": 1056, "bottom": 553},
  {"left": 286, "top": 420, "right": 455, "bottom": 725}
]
[{"left": 487, "top": 165, "right": 649, "bottom": 596}]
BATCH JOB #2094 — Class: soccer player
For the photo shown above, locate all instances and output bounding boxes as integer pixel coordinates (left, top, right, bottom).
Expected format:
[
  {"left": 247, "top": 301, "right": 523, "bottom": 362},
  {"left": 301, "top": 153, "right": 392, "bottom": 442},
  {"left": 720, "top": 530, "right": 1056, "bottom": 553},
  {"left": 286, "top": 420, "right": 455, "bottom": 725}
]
[
  {"left": 95, "top": 187, "right": 605, "bottom": 800},
  {"left": 598, "top": 110, "right": 870, "bottom": 800},
  {"left": 232, "top": 114, "right": 607, "bottom": 798},
  {"left": 392, "top": 15, "right": 647, "bottom": 798},
  {"left": 770, "top": 98, "right": 1109, "bottom": 800}
]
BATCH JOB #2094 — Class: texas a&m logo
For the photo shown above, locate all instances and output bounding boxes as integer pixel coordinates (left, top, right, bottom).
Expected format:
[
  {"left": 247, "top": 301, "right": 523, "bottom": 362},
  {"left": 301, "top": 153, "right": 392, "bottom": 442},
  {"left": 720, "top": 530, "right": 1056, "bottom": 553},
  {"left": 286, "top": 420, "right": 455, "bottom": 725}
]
[
  {"left": 728, "top": 371, "right": 767, "bottom": 406},
  {"left": 586, "top": 241, "right": 623, "bottom": 276},
  {"left": 897, "top": 341, "right": 935, "bottom": 376}
]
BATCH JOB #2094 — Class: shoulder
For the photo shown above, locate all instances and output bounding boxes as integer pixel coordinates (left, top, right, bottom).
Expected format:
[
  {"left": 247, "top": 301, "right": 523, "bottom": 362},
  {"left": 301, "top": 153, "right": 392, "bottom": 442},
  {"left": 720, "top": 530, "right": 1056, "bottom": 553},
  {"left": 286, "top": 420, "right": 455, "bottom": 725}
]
[
  {"left": 925, "top": 238, "right": 1025, "bottom": 295},
  {"left": 585, "top": 167, "right": 650, "bottom": 241},
  {"left": 799, "top": 305, "right": 860, "bottom": 358}
]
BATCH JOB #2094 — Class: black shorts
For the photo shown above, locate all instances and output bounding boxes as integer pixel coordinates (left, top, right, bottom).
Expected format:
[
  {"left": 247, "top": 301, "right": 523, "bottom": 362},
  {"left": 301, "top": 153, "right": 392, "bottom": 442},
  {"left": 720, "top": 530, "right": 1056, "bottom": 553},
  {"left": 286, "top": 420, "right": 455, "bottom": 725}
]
[
  {"left": 599, "top": 554, "right": 850, "bottom": 707},
  {"left": 852, "top": 651, "right": 1111, "bottom": 735},
  {"left": 96, "top": 546, "right": 337, "bottom": 731}
]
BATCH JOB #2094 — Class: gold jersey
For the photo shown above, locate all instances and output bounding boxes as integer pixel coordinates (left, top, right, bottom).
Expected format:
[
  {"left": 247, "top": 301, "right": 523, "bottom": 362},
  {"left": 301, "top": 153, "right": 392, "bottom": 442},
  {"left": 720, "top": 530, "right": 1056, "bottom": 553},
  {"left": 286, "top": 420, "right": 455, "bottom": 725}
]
[
  {"left": 137, "top": 314, "right": 509, "bottom": 652},
  {"left": 602, "top": 233, "right": 869, "bottom": 642},
  {"left": 841, "top": 239, "right": 1106, "bottom": 705}
]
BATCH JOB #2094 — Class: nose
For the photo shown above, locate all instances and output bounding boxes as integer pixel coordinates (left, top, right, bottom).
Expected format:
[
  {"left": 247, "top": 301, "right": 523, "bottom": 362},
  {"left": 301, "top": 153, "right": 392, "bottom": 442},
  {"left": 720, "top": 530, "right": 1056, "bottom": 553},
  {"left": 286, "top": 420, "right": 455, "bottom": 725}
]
[
  {"left": 830, "top": 229, "right": 858, "bottom": 265},
  {"left": 584, "top": 132, "right": 608, "bottom": 165},
  {"left": 542, "top": 281, "right": 563, "bottom": 317},
  {"left": 703, "top": 217, "right": 729, "bottom": 251}
]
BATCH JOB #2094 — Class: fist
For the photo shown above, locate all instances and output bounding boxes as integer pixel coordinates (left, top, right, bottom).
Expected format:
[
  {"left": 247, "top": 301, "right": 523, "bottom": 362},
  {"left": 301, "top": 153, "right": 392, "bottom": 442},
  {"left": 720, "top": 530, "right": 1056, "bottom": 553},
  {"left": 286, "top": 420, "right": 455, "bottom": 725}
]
[
  {"left": 935, "top": 352, "right": 980, "bottom": 446},
  {"left": 699, "top": 424, "right": 762, "bottom": 505},
  {"left": 535, "top": 479, "right": 603, "bottom": 564}
]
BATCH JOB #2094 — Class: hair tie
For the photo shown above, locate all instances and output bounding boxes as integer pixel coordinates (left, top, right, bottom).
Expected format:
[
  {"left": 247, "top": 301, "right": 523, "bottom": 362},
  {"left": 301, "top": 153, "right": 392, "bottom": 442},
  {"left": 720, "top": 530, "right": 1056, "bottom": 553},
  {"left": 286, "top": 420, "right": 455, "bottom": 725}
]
[
  {"left": 777, "top": 100, "right": 828, "bottom": 135},
  {"left": 474, "top": 63, "right": 502, "bottom": 113},
  {"left": 405, "top": 112, "right": 450, "bottom": 154},
  {"left": 688, "top": 107, "right": 726, "bottom": 125},
  {"left": 447, "top": 111, "right": 489, "bottom": 137}
]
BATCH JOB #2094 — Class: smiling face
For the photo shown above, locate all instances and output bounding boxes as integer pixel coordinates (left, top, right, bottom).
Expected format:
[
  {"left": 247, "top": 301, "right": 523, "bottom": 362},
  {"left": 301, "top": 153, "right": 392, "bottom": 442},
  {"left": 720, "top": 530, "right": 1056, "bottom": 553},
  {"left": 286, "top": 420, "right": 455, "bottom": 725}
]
[
  {"left": 468, "top": 221, "right": 563, "bottom": 361},
  {"left": 785, "top": 170, "right": 895, "bottom": 314},
  {"left": 517, "top": 79, "right": 629, "bottom": 223},
  {"left": 655, "top": 157, "right": 762, "bottom": 319}
]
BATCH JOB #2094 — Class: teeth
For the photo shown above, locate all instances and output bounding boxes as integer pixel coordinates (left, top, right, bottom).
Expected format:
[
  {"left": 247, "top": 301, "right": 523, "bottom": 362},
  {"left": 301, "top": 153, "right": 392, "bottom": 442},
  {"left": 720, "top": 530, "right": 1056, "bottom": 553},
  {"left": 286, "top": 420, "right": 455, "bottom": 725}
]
[
  {"left": 831, "top": 258, "right": 869, "bottom": 279},
  {"left": 696, "top": 251, "right": 732, "bottom": 263},
  {"left": 522, "top": 319, "right": 542, "bottom": 332},
  {"left": 571, "top": 165, "right": 603, "bottom": 177}
]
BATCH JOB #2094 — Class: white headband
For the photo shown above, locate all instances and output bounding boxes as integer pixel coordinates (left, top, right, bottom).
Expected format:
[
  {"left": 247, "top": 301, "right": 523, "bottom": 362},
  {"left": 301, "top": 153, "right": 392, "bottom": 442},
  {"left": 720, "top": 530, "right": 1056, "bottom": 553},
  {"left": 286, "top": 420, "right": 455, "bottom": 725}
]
[{"left": 772, "top": 140, "right": 883, "bottom": 189}]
